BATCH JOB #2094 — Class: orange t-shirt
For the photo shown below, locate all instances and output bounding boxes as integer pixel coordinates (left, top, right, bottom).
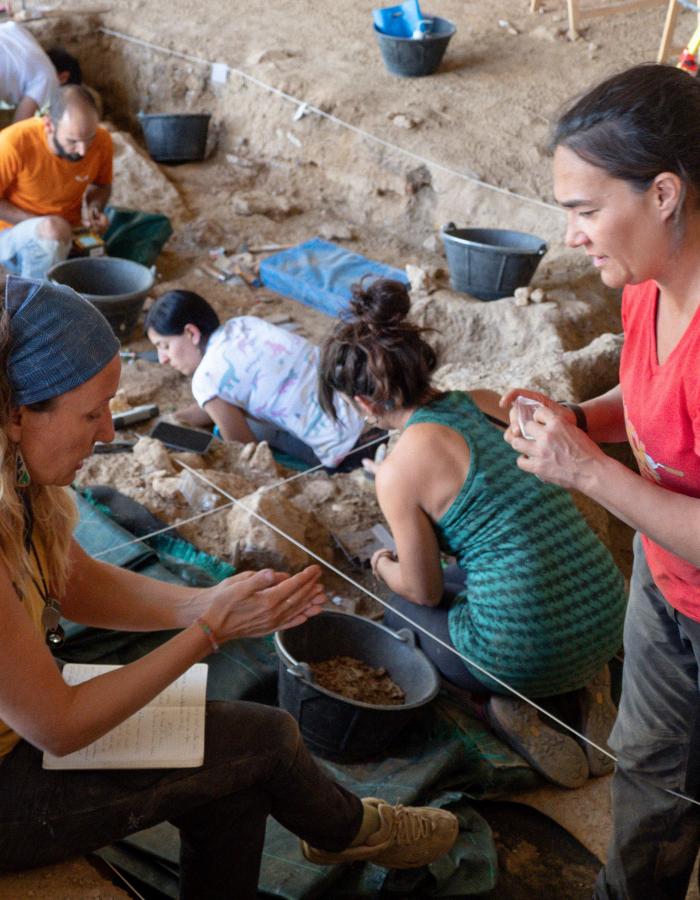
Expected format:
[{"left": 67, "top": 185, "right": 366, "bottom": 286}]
[{"left": 0, "top": 117, "right": 112, "bottom": 230}]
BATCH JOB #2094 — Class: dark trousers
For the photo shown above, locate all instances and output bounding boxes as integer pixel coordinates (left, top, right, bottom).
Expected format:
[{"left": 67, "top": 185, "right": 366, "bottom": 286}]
[
  {"left": 383, "top": 565, "right": 490, "bottom": 692},
  {"left": 594, "top": 535, "right": 700, "bottom": 900},
  {"left": 0, "top": 701, "right": 362, "bottom": 900},
  {"left": 246, "top": 417, "right": 387, "bottom": 471}
]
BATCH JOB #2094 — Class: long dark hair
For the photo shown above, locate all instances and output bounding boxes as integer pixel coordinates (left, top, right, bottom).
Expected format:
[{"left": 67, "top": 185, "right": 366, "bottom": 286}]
[
  {"left": 553, "top": 64, "right": 700, "bottom": 207},
  {"left": 319, "top": 278, "right": 437, "bottom": 420},
  {"left": 145, "top": 290, "right": 221, "bottom": 346}
]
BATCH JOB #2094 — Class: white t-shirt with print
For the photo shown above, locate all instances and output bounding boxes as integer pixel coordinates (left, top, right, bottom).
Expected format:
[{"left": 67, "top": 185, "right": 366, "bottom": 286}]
[
  {"left": 0, "top": 23, "right": 58, "bottom": 110},
  {"left": 192, "top": 316, "right": 365, "bottom": 467}
]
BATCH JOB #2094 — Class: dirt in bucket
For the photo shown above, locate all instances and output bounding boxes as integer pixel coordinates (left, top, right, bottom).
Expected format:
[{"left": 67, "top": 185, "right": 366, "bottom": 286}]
[{"left": 309, "top": 655, "right": 406, "bottom": 706}]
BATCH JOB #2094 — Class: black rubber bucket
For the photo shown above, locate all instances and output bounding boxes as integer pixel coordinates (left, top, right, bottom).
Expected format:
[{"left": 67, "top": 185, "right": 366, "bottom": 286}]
[
  {"left": 274, "top": 610, "right": 440, "bottom": 761},
  {"left": 138, "top": 113, "right": 211, "bottom": 163},
  {"left": 441, "top": 224, "right": 548, "bottom": 301},
  {"left": 48, "top": 257, "right": 155, "bottom": 341},
  {"left": 374, "top": 17, "right": 456, "bottom": 77}
]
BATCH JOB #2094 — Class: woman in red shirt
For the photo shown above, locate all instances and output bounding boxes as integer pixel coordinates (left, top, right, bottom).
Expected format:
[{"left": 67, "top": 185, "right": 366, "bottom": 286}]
[{"left": 503, "top": 64, "right": 700, "bottom": 899}]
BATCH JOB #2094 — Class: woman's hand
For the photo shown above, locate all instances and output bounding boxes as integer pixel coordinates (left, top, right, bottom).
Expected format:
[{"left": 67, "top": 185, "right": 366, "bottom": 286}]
[
  {"left": 370, "top": 547, "right": 397, "bottom": 579},
  {"left": 504, "top": 402, "right": 607, "bottom": 491},
  {"left": 200, "top": 565, "right": 327, "bottom": 643},
  {"left": 499, "top": 388, "right": 575, "bottom": 443}
]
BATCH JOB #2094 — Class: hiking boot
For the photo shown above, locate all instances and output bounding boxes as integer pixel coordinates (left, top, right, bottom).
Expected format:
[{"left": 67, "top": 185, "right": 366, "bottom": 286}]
[
  {"left": 486, "top": 695, "right": 589, "bottom": 789},
  {"left": 576, "top": 665, "right": 616, "bottom": 777},
  {"left": 301, "top": 797, "right": 459, "bottom": 869}
]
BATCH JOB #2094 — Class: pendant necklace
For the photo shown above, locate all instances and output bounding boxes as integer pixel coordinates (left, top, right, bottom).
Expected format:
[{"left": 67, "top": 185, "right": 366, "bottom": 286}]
[{"left": 28, "top": 537, "right": 65, "bottom": 650}]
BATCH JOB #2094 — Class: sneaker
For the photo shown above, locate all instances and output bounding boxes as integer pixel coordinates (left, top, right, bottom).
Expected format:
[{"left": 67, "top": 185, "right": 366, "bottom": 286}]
[
  {"left": 576, "top": 665, "right": 616, "bottom": 777},
  {"left": 486, "top": 695, "right": 589, "bottom": 789},
  {"left": 301, "top": 797, "right": 459, "bottom": 869}
]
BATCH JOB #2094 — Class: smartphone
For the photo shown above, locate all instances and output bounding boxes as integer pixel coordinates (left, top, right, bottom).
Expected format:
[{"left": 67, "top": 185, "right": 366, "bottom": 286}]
[{"left": 150, "top": 421, "right": 214, "bottom": 454}]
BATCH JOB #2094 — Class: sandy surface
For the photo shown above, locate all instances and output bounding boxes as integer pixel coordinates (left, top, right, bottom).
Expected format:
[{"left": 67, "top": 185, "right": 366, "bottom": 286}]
[{"left": 3, "top": 0, "right": 693, "bottom": 894}]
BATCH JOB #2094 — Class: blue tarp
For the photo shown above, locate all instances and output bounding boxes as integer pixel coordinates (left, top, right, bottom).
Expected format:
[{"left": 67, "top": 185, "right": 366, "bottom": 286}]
[{"left": 259, "top": 238, "right": 410, "bottom": 317}]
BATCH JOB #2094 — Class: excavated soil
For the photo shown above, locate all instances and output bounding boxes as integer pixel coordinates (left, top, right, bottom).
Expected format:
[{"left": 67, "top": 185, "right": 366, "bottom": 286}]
[
  {"left": 309, "top": 655, "right": 406, "bottom": 706},
  {"left": 3, "top": 0, "right": 687, "bottom": 894}
]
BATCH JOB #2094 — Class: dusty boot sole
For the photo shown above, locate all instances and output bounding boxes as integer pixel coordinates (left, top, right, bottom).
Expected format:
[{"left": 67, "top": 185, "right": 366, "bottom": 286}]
[
  {"left": 487, "top": 696, "right": 589, "bottom": 789},
  {"left": 577, "top": 666, "right": 616, "bottom": 777}
]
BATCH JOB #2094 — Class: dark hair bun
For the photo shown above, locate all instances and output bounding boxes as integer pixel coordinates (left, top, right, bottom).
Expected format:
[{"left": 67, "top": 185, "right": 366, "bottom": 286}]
[{"left": 349, "top": 278, "right": 410, "bottom": 326}]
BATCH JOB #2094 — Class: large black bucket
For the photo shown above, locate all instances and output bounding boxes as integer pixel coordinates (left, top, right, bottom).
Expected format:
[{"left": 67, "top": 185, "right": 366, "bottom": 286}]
[
  {"left": 138, "top": 113, "right": 211, "bottom": 163},
  {"left": 374, "top": 16, "right": 456, "bottom": 77},
  {"left": 274, "top": 610, "right": 440, "bottom": 761},
  {"left": 441, "top": 224, "right": 548, "bottom": 301},
  {"left": 48, "top": 257, "right": 155, "bottom": 341}
]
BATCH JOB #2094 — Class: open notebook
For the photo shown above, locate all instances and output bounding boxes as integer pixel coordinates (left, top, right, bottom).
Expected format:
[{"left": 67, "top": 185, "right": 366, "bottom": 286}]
[{"left": 43, "top": 662, "right": 207, "bottom": 770}]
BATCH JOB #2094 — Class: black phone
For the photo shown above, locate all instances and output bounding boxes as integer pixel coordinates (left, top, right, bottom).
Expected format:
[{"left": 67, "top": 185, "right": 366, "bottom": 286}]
[{"left": 149, "top": 421, "right": 214, "bottom": 454}]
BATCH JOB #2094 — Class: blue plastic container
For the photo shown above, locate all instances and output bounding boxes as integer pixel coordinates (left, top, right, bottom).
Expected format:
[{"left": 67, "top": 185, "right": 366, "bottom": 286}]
[{"left": 373, "top": 0, "right": 432, "bottom": 38}]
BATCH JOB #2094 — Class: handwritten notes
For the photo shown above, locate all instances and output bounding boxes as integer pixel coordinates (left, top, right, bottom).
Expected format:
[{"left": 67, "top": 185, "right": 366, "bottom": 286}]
[{"left": 43, "top": 663, "right": 207, "bottom": 770}]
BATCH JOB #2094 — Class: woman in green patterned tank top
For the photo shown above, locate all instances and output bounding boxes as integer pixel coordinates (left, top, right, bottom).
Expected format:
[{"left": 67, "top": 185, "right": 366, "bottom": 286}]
[{"left": 320, "top": 278, "right": 626, "bottom": 790}]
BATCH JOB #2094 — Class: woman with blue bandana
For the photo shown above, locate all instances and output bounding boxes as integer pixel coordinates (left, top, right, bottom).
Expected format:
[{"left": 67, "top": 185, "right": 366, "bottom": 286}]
[{"left": 0, "top": 276, "right": 457, "bottom": 896}]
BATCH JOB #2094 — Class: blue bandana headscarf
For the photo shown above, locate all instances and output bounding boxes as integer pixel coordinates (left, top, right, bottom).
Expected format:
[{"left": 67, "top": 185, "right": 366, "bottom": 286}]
[{"left": 6, "top": 275, "right": 120, "bottom": 407}]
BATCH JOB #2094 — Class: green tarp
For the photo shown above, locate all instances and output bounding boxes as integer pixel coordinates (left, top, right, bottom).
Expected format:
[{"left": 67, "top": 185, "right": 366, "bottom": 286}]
[{"left": 64, "top": 489, "right": 547, "bottom": 897}]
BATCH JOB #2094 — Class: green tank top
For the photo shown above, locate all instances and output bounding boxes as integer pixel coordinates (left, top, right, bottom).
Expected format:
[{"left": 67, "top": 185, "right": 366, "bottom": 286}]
[{"left": 406, "top": 392, "right": 626, "bottom": 697}]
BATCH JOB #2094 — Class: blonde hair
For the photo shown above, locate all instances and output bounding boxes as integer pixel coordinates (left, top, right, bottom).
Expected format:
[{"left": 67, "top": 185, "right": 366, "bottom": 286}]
[{"left": 0, "top": 313, "right": 77, "bottom": 595}]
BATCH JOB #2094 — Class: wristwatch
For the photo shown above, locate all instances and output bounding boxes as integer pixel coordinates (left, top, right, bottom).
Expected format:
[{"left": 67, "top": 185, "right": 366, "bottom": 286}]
[{"left": 557, "top": 401, "right": 588, "bottom": 433}]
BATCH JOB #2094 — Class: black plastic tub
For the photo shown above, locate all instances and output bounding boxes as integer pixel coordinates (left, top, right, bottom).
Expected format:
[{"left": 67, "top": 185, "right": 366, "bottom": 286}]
[
  {"left": 374, "top": 17, "right": 456, "bottom": 77},
  {"left": 138, "top": 113, "right": 211, "bottom": 163},
  {"left": 48, "top": 257, "right": 155, "bottom": 341},
  {"left": 274, "top": 610, "right": 440, "bottom": 761},
  {"left": 441, "top": 224, "right": 548, "bottom": 301}
]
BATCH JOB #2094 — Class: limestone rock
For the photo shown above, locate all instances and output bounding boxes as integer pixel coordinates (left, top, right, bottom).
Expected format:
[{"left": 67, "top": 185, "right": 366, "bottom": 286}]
[
  {"left": 391, "top": 113, "right": 418, "bottom": 129},
  {"left": 151, "top": 473, "right": 184, "bottom": 500},
  {"left": 406, "top": 264, "right": 431, "bottom": 293},
  {"left": 514, "top": 287, "right": 531, "bottom": 306},
  {"left": 239, "top": 441, "right": 279, "bottom": 477},
  {"left": 132, "top": 437, "right": 176, "bottom": 475},
  {"left": 227, "top": 487, "right": 330, "bottom": 570},
  {"left": 232, "top": 192, "right": 303, "bottom": 220}
]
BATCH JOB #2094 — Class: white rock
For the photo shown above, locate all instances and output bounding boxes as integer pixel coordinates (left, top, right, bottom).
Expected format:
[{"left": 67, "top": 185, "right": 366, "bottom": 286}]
[
  {"left": 132, "top": 437, "right": 176, "bottom": 475},
  {"left": 514, "top": 286, "right": 531, "bottom": 306},
  {"left": 391, "top": 114, "right": 417, "bottom": 129},
  {"left": 406, "top": 264, "right": 430, "bottom": 293}
]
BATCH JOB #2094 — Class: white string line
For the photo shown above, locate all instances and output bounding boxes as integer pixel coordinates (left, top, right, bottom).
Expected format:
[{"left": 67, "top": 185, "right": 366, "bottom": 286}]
[
  {"left": 91, "top": 501, "right": 234, "bottom": 560},
  {"left": 179, "top": 458, "right": 700, "bottom": 809},
  {"left": 90, "top": 431, "right": 391, "bottom": 559},
  {"left": 99, "top": 26, "right": 561, "bottom": 215}
]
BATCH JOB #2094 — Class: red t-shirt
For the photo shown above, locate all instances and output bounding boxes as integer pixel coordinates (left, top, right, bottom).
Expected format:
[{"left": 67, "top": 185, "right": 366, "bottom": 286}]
[{"left": 620, "top": 280, "right": 700, "bottom": 620}]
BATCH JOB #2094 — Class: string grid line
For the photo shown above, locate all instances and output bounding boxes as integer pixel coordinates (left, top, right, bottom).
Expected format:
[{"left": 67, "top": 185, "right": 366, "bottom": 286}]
[
  {"left": 99, "top": 26, "right": 561, "bottom": 215},
  {"left": 90, "top": 431, "right": 390, "bottom": 561},
  {"left": 177, "top": 459, "right": 700, "bottom": 810}
]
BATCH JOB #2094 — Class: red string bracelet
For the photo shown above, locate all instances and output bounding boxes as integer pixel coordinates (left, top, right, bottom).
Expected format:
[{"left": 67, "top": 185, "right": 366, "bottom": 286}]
[{"left": 196, "top": 617, "right": 220, "bottom": 654}]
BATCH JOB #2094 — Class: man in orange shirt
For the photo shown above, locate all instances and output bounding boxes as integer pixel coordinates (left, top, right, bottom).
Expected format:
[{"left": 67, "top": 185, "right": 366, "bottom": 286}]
[{"left": 0, "top": 84, "right": 112, "bottom": 278}]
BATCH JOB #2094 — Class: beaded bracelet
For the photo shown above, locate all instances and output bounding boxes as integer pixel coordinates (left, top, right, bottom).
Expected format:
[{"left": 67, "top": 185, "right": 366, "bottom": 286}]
[{"left": 196, "top": 617, "right": 220, "bottom": 654}]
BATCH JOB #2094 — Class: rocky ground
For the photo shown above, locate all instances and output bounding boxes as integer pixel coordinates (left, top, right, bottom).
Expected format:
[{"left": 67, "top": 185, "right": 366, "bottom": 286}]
[{"left": 6, "top": 0, "right": 698, "bottom": 895}]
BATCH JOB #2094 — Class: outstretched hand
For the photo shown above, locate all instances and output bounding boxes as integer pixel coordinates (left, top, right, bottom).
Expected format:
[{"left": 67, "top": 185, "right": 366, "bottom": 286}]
[{"left": 200, "top": 565, "right": 327, "bottom": 644}]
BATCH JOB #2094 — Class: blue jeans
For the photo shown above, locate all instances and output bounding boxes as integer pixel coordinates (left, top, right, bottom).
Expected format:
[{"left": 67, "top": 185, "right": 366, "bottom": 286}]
[
  {"left": 595, "top": 534, "right": 700, "bottom": 900},
  {"left": 0, "top": 216, "right": 70, "bottom": 278}
]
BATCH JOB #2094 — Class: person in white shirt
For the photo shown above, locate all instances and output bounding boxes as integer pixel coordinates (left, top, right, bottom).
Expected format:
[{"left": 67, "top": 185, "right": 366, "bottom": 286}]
[
  {"left": 146, "top": 290, "right": 385, "bottom": 470},
  {"left": 0, "top": 23, "right": 81, "bottom": 122}
]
